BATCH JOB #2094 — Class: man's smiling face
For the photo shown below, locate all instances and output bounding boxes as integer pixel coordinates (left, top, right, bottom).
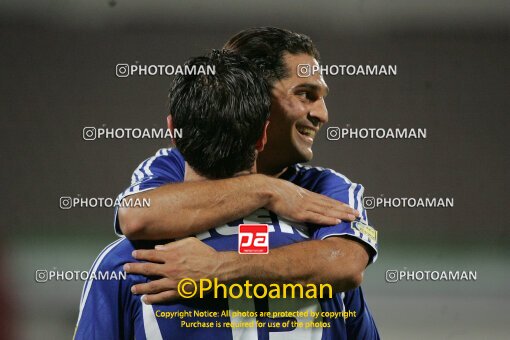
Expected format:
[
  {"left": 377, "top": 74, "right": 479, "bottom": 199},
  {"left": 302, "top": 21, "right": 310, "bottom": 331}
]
[{"left": 261, "top": 53, "right": 329, "bottom": 171}]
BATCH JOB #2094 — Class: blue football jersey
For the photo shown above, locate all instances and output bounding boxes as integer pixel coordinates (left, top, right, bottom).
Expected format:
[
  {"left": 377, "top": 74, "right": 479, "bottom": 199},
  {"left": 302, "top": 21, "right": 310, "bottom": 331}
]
[
  {"left": 76, "top": 147, "right": 380, "bottom": 339},
  {"left": 76, "top": 210, "right": 375, "bottom": 339},
  {"left": 113, "top": 148, "right": 378, "bottom": 263}
]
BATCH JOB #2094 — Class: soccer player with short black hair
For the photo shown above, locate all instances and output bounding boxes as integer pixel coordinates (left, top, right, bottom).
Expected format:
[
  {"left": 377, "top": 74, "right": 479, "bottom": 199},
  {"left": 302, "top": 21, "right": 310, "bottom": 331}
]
[
  {"left": 168, "top": 50, "right": 270, "bottom": 180},
  {"left": 75, "top": 50, "right": 276, "bottom": 339}
]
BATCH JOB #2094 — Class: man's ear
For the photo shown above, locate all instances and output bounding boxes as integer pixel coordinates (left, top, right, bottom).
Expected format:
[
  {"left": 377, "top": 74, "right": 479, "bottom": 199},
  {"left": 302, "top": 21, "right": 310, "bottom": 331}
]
[
  {"left": 166, "top": 114, "right": 176, "bottom": 145},
  {"left": 255, "top": 121, "right": 270, "bottom": 152}
]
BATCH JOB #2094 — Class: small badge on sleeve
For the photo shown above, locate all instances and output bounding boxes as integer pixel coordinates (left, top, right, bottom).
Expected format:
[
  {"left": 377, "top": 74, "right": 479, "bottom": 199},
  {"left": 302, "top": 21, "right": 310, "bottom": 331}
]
[{"left": 351, "top": 221, "right": 378, "bottom": 244}]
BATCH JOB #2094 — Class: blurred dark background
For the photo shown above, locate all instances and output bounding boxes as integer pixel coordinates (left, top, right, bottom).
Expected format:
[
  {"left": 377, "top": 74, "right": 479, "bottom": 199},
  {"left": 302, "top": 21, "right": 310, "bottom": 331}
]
[{"left": 1, "top": 1, "right": 509, "bottom": 339}]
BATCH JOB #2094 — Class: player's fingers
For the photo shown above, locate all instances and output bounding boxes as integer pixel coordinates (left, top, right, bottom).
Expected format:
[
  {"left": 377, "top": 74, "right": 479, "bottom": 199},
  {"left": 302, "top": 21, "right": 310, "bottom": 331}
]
[
  {"left": 131, "top": 278, "right": 176, "bottom": 295},
  {"left": 307, "top": 192, "right": 356, "bottom": 211},
  {"left": 132, "top": 249, "right": 165, "bottom": 263},
  {"left": 153, "top": 237, "right": 197, "bottom": 252},
  {"left": 305, "top": 202, "right": 357, "bottom": 222},
  {"left": 302, "top": 211, "right": 341, "bottom": 226},
  {"left": 142, "top": 290, "right": 179, "bottom": 305},
  {"left": 123, "top": 262, "right": 163, "bottom": 276},
  {"left": 324, "top": 200, "right": 359, "bottom": 217},
  {"left": 327, "top": 206, "right": 358, "bottom": 221},
  {"left": 309, "top": 195, "right": 359, "bottom": 217},
  {"left": 332, "top": 200, "right": 359, "bottom": 215}
]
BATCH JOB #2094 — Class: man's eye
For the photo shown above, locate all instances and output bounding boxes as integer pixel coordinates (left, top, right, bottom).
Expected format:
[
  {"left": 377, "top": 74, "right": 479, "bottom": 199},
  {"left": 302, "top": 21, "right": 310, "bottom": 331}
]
[
  {"left": 296, "top": 92, "right": 319, "bottom": 102},
  {"left": 296, "top": 92, "right": 308, "bottom": 99}
]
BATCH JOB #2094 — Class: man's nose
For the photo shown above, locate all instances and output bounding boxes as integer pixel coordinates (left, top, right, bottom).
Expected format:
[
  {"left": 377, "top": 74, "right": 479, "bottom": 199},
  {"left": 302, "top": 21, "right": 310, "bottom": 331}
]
[{"left": 309, "top": 99, "right": 328, "bottom": 125}]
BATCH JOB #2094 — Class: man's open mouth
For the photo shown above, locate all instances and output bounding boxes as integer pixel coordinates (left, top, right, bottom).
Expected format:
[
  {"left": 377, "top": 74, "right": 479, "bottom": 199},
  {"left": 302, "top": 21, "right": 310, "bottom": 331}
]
[{"left": 297, "top": 126, "right": 317, "bottom": 139}]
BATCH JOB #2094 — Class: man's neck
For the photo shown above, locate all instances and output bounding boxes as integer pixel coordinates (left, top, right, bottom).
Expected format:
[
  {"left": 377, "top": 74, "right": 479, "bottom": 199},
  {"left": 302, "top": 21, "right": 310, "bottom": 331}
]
[
  {"left": 184, "top": 162, "right": 257, "bottom": 182},
  {"left": 257, "top": 157, "right": 288, "bottom": 178},
  {"left": 257, "top": 147, "right": 297, "bottom": 178},
  {"left": 184, "top": 163, "right": 205, "bottom": 182},
  {"left": 248, "top": 159, "right": 288, "bottom": 178},
  {"left": 259, "top": 166, "right": 288, "bottom": 178}
]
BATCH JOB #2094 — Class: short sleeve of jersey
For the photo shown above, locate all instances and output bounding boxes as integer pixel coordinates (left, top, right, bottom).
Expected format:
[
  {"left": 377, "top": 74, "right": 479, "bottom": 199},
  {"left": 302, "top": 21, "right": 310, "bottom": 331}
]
[
  {"left": 113, "top": 148, "right": 185, "bottom": 235},
  {"left": 343, "top": 287, "right": 380, "bottom": 339},
  {"left": 308, "top": 168, "right": 379, "bottom": 263}
]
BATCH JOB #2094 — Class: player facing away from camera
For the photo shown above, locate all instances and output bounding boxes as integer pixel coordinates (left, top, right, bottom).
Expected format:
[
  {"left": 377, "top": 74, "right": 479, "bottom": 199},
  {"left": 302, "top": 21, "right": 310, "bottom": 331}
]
[
  {"left": 75, "top": 48, "right": 377, "bottom": 340},
  {"left": 75, "top": 50, "right": 271, "bottom": 339},
  {"left": 112, "top": 29, "right": 379, "bottom": 339}
]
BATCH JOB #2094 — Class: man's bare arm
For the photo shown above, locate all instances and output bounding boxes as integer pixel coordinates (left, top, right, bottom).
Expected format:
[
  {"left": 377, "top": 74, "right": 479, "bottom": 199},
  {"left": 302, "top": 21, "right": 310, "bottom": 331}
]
[
  {"left": 124, "top": 236, "right": 370, "bottom": 304},
  {"left": 119, "top": 174, "right": 359, "bottom": 240},
  {"left": 220, "top": 237, "right": 370, "bottom": 291}
]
